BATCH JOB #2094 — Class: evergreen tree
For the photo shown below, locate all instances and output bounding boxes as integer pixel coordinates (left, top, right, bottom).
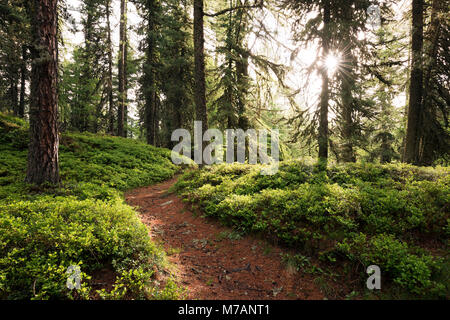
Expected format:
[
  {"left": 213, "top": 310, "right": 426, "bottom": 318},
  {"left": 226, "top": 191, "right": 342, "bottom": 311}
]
[
  {"left": 158, "top": 0, "right": 195, "bottom": 148},
  {"left": 118, "top": 0, "right": 128, "bottom": 137},
  {"left": 404, "top": 0, "right": 424, "bottom": 164},
  {"left": 26, "top": 0, "right": 60, "bottom": 185},
  {"left": 0, "top": 0, "right": 30, "bottom": 117}
]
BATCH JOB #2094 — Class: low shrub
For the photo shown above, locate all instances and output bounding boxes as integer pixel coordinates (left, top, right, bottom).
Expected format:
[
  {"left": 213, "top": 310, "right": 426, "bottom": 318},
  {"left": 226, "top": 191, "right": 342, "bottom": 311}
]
[
  {"left": 0, "top": 114, "right": 186, "bottom": 299},
  {"left": 174, "top": 161, "right": 449, "bottom": 298}
]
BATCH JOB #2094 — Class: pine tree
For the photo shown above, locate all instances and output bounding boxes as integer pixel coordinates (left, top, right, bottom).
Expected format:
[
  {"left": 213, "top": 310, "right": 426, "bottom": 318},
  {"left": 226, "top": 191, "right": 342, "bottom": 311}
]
[
  {"left": 0, "top": 0, "right": 30, "bottom": 116},
  {"left": 138, "top": 0, "right": 159, "bottom": 145},
  {"left": 404, "top": 0, "right": 424, "bottom": 164},
  {"left": 158, "top": 0, "right": 195, "bottom": 148},
  {"left": 118, "top": 0, "right": 128, "bottom": 137},
  {"left": 26, "top": 0, "right": 60, "bottom": 185},
  {"left": 194, "top": 0, "right": 208, "bottom": 142},
  {"left": 106, "top": 0, "right": 114, "bottom": 134}
]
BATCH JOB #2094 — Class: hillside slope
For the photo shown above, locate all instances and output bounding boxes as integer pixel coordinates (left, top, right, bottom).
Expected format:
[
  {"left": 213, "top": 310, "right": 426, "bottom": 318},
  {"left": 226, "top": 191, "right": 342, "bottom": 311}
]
[{"left": 0, "top": 113, "right": 184, "bottom": 299}]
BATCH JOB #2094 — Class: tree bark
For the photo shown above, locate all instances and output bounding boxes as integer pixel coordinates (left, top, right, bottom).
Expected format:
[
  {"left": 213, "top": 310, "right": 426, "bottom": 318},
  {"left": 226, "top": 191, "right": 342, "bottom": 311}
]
[
  {"left": 339, "top": 4, "right": 356, "bottom": 163},
  {"left": 145, "top": 0, "right": 157, "bottom": 145},
  {"left": 124, "top": 36, "right": 128, "bottom": 138},
  {"left": 417, "top": 0, "right": 442, "bottom": 165},
  {"left": 26, "top": 0, "right": 60, "bottom": 185},
  {"left": 318, "top": 0, "right": 330, "bottom": 161},
  {"left": 117, "top": 0, "right": 127, "bottom": 137},
  {"left": 194, "top": 0, "right": 208, "bottom": 142},
  {"left": 403, "top": 0, "right": 424, "bottom": 164},
  {"left": 106, "top": 0, "right": 114, "bottom": 134}
]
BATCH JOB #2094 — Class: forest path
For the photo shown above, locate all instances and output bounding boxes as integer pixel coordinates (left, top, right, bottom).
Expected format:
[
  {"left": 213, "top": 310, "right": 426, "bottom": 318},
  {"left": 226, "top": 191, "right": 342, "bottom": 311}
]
[{"left": 125, "top": 176, "right": 324, "bottom": 300}]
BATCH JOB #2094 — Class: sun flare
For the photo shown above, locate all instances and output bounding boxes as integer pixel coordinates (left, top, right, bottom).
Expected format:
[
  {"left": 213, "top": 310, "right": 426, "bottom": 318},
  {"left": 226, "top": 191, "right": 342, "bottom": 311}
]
[{"left": 325, "top": 54, "right": 341, "bottom": 74}]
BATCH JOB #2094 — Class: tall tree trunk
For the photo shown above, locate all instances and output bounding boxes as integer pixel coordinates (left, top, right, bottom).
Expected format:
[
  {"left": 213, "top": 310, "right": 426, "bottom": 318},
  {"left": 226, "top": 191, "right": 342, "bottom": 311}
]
[
  {"left": 124, "top": 37, "right": 128, "bottom": 138},
  {"left": 341, "top": 75, "right": 356, "bottom": 162},
  {"left": 340, "top": 5, "right": 356, "bottom": 163},
  {"left": 81, "top": 4, "right": 93, "bottom": 132},
  {"left": 403, "top": 0, "right": 424, "bottom": 164},
  {"left": 26, "top": 0, "right": 60, "bottom": 185},
  {"left": 106, "top": 0, "right": 114, "bottom": 134},
  {"left": 194, "top": 0, "right": 208, "bottom": 142},
  {"left": 19, "top": 45, "right": 27, "bottom": 118},
  {"left": 417, "top": 0, "right": 442, "bottom": 165},
  {"left": 236, "top": 51, "right": 249, "bottom": 129},
  {"left": 117, "top": 0, "right": 127, "bottom": 137},
  {"left": 145, "top": 0, "right": 157, "bottom": 145},
  {"left": 318, "top": 0, "right": 330, "bottom": 161},
  {"left": 225, "top": 1, "right": 235, "bottom": 129}
]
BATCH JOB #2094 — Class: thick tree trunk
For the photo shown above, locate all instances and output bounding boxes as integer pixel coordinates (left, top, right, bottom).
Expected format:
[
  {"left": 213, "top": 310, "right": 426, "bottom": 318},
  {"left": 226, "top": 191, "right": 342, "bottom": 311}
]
[
  {"left": 26, "top": 0, "right": 60, "bottom": 185},
  {"left": 318, "top": 0, "right": 330, "bottom": 161},
  {"left": 403, "top": 0, "right": 424, "bottom": 164},
  {"left": 117, "top": 0, "right": 127, "bottom": 137},
  {"left": 417, "top": 0, "right": 442, "bottom": 165},
  {"left": 194, "top": 0, "right": 208, "bottom": 141}
]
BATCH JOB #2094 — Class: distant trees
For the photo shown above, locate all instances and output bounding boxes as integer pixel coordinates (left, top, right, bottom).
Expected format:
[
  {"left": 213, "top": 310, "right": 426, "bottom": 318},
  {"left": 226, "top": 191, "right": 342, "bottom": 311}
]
[
  {"left": 0, "top": 0, "right": 448, "bottom": 169},
  {"left": 210, "top": 0, "right": 252, "bottom": 131},
  {"left": 282, "top": 0, "right": 338, "bottom": 162},
  {"left": 282, "top": 0, "right": 449, "bottom": 165},
  {"left": 58, "top": 0, "right": 138, "bottom": 136},
  {"left": 135, "top": 0, "right": 159, "bottom": 145},
  {"left": 0, "top": 0, "right": 30, "bottom": 117},
  {"left": 59, "top": 0, "right": 111, "bottom": 133},
  {"left": 26, "top": 0, "right": 60, "bottom": 185},
  {"left": 158, "top": 0, "right": 195, "bottom": 148},
  {"left": 364, "top": 26, "right": 406, "bottom": 164}
]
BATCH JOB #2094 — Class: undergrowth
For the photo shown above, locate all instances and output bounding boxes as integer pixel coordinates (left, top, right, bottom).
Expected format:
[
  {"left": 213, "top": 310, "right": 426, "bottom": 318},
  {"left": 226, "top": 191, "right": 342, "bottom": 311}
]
[
  {"left": 174, "top": 161, "right": 449, "bottom": 299},
  {"left": 0, "top": 113, "right": 187, "bottom": 300}
]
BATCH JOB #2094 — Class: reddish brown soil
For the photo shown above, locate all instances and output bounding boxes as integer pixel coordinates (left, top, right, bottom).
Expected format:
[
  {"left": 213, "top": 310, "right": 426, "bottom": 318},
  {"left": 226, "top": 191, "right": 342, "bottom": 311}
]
[{"left": 125, "top": 177, "right": 325, "bottom": 300}]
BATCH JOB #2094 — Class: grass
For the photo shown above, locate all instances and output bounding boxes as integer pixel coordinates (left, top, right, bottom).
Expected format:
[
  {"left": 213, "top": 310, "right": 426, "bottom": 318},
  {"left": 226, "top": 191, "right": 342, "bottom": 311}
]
[{"left": 0, "top": 113, "right": 191, "bottom": 300}]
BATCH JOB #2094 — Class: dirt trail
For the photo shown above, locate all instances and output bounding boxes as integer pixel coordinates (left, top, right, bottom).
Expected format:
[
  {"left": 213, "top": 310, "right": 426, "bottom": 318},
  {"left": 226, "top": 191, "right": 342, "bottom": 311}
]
[{"left": 125, "top": 177, "right": 324, "bottom": 300}]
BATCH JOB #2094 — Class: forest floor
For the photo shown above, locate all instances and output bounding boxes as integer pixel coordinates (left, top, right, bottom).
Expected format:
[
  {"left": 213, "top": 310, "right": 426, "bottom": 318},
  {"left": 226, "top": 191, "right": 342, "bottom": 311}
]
[{"left": 125, "top": 177, "right": 325, "bottom": 300}]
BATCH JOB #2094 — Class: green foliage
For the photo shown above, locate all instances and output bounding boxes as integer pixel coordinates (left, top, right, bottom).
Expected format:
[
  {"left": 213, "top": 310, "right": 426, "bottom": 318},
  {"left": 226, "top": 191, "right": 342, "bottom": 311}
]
[
  {"left": 336, "top": 234, "right": 446, "bottom": 297},
  {"left": 59, "top": 132, "right": 178, "bottom": 193},
  {"left": 175, "top": 161, "right": 449, "bottom": 297},
  {"left": 96, "top": 268, "right": 183, "bottom": 300},
  {"left": 0, "top": 114, "right": 182, "bottom": 299},
  {"left": 0, "top": 198, "right": 164, "bottom": 299}
]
